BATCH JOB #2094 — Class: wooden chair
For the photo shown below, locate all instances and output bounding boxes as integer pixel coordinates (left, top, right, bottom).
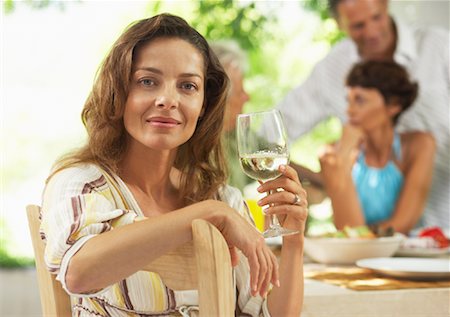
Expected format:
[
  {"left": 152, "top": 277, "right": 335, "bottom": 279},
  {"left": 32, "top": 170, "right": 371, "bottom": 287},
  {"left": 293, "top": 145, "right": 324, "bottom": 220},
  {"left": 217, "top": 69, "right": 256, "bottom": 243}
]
[
  {"left": 26, "top": 204, "right": 72, "bottom": 316},
  {"left": 26, "top": 204, "right": 235, "bottom": 317}
]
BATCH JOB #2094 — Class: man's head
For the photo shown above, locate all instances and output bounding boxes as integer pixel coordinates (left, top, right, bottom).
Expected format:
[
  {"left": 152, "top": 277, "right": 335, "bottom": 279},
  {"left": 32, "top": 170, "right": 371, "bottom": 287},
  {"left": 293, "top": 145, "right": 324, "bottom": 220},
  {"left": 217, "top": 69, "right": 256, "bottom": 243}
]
[{"left": 329, "top": 0, "right": 395, "bottom": 60}]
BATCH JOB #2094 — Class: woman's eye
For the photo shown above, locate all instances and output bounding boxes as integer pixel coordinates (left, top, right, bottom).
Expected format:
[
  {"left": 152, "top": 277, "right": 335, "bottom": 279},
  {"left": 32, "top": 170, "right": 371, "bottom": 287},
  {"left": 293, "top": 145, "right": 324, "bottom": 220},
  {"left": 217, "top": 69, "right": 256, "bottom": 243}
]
[
  {"left": 139, "top": 79, "right": 154, "bottom": 86},
  {"left": 355, "top": 96, "right": 365, "bottom": 105},
  {"left": 180, "top": 82, "right": 197, "bottom": 91}
]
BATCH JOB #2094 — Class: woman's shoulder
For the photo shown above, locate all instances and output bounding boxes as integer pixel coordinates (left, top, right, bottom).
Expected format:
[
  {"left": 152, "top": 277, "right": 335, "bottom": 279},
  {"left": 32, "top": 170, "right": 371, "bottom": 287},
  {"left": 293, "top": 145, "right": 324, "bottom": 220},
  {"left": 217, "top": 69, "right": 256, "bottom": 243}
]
[
  {"left": 400, "top": 131, "right": 436, "bottom": 163},
  {"left": 42, "top": 163, "right": 115, "bottom": 212},
  {"left": 401, "top": 131, "right": 435, "bottom": 150},
  {"left": 51, "top": 163, "right": 104, "bottom": 179},
  {"left": 46, "top": 163, "right": 108, "bottom": 193},
  {"left": 218, "top": 184, "right": 244, "bottom": 205}
]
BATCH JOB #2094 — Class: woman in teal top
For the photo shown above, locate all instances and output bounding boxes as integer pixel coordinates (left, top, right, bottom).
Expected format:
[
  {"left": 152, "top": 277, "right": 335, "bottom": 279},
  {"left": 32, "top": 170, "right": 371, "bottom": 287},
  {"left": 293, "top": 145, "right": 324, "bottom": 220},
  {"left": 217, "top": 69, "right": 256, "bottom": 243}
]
[
  {"left": 352, "top": 131, "right": 403, "bottom": 224},
  {"left": 319, "top": 61, "right": 436, "bottom": 234}
]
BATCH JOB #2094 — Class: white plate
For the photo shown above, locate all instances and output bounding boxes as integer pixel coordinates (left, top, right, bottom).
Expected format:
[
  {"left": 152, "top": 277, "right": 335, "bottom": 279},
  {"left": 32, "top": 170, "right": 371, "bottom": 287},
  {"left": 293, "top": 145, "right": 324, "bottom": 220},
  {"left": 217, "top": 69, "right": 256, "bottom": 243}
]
[
  {"left": 356, "top": 257, "right": 450, "bottom": 280},
  {"left": 395, "top": 246, "right": 450, "bottom": 257},
  {"left": 304, "top": 233, "right": 404, "bottom": 265}
]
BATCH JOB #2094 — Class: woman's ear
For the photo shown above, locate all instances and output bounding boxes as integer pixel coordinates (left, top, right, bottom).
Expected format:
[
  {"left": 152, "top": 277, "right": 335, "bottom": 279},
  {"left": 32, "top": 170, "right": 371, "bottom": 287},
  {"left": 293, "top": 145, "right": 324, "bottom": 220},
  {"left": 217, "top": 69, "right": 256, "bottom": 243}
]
[{"left": 387, "top": 102, "right": 402, "bottom": 118}]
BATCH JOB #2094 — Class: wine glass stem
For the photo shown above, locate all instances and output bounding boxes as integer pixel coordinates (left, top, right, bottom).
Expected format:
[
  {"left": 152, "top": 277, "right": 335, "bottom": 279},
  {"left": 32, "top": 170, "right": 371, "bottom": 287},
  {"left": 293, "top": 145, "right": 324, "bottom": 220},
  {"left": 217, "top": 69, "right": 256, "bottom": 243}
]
[
  {"left": 267, "top": 189, "right": 281, "bottom": 229},
  {"left": 270, "top": 214, "right": 281, "bottom": 227}
]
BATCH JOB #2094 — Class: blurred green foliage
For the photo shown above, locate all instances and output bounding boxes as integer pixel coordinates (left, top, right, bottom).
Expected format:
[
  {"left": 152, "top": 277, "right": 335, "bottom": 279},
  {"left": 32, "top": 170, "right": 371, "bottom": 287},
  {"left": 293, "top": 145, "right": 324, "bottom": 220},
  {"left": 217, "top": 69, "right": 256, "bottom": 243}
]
[
  {"left": 303, "top": 0, "right": 346, "bottom": 45},
  {"left": 192, "top": 0, "right": 274, "bottom": 51},
  {"left": 0, "top": 220, "right": 34, "bottom": 268},
  {"left": 0, "top": 247, "right": 35, "bottom": 268},
  {"left": 2, "top": 0, "right": 73, "bottom": 13}
]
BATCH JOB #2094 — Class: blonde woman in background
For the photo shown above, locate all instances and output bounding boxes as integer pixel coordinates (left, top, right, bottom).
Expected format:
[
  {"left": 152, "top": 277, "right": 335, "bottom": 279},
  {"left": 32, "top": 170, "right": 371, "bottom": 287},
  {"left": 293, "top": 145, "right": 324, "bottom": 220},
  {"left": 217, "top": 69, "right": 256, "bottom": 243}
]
[{"left": 211, "top": 40, "right": 253, "bottom": 191}]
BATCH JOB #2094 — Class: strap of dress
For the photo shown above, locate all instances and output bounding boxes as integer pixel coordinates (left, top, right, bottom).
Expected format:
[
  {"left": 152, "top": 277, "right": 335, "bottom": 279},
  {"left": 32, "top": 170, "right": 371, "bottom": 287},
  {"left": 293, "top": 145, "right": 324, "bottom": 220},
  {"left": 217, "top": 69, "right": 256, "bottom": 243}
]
[
  {"left": 392, "top": 132, "right": 402, "bottom": 161},
  {"left": 356, "top": 132, "right": 402, "bottom": 165}
]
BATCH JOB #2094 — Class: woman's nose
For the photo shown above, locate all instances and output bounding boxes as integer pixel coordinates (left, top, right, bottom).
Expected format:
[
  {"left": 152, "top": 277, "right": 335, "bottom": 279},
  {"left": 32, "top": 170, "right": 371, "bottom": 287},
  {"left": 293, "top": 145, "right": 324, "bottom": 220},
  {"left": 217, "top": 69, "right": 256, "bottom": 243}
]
[
  {"left": 155, "top": 87, "right": 178, "bottom": 109},
  {"left": 346, "top": 103, "right": 355, "bottom": 117}
]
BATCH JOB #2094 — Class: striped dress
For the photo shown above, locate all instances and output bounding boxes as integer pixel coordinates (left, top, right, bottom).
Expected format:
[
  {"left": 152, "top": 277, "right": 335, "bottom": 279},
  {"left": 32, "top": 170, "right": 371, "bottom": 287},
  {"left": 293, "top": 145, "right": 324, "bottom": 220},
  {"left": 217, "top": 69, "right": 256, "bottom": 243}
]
[{"left": 41, "top": 164, "right": 270, "bottom": 317}]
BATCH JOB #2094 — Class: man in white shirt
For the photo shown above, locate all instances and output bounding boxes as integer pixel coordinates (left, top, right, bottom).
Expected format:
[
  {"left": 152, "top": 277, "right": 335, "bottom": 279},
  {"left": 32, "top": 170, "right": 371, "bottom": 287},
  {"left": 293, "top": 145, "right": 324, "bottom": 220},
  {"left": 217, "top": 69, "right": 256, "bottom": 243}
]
[{"left": 276, "top": 0, "right": 449, "bottom": 232}]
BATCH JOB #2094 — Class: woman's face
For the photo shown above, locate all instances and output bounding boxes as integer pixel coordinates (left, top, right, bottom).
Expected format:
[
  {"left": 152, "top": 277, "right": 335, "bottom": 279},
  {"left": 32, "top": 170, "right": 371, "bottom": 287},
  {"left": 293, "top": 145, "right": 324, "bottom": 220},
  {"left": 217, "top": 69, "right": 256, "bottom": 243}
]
[
  {"left": 346, "top": 86, "right": 396, "bottom": 131},
  {"left": 224, "top": 65, "right": 249, "bottom": 132},
  {"left": 124, "top": 37, "right": 205, "bottom": 152}
]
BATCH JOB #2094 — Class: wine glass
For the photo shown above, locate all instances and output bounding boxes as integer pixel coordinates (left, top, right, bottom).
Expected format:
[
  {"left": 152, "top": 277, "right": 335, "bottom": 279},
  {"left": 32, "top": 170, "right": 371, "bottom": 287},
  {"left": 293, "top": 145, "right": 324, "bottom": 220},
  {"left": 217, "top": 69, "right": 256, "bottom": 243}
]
[{"left": 236, "top": 109, "right": 299, "bottom": 238}]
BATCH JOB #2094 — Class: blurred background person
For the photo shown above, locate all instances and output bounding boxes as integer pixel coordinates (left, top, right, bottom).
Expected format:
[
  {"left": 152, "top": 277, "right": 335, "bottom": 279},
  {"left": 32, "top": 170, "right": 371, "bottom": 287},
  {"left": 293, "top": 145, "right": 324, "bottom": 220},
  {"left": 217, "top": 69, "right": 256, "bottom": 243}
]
[
  {"left": 319, "top": 60, "right": 435, "bottom": 234},
  {"left": 272, "top": 0, "right": 449, "bottom": 233},
  {"left": 211, "top": 40, "right": 253, "bottom": 191}
]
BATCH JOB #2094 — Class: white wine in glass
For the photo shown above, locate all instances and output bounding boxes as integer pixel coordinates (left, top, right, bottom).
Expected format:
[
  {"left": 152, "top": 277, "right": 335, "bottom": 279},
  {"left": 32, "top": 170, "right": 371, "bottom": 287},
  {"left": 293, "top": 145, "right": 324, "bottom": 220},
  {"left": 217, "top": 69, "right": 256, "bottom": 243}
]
[{"left": 237, "top": 109, "right": 299, "bottom": 238}]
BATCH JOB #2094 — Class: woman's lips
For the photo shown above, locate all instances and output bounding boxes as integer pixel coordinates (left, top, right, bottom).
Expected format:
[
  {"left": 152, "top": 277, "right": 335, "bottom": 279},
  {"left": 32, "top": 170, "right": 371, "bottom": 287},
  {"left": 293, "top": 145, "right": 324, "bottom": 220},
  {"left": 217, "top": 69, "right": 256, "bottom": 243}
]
[{"left": 146, "top": 117, "right": 181, "bottom": 128}]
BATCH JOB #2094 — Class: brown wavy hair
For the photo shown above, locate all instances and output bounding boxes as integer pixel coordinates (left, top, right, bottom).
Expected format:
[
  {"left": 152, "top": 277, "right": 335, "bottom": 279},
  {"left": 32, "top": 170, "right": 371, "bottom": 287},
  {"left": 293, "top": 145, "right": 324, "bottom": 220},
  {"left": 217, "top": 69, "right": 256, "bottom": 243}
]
[
  {"left": 51, "top": 13, "right": 229, "bottom": 203},
  {"left": 346, "top": 60, "right": 418, "bottom": 124}
]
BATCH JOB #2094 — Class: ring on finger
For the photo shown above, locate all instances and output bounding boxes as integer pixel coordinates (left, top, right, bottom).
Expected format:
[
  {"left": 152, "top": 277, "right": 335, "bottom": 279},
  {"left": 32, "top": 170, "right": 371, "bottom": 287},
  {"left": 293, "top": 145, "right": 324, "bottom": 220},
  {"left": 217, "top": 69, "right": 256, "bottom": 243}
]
[{"left": 292, "top": 193, "right": 301, "bottom": 205}]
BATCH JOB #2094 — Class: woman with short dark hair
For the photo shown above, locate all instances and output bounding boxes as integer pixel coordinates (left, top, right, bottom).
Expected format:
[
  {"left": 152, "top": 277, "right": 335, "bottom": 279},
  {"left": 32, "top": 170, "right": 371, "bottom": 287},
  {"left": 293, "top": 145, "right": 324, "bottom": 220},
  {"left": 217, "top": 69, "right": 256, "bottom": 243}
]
[{"left": 320, "top": 60, "right": 435, "bottom": 234}]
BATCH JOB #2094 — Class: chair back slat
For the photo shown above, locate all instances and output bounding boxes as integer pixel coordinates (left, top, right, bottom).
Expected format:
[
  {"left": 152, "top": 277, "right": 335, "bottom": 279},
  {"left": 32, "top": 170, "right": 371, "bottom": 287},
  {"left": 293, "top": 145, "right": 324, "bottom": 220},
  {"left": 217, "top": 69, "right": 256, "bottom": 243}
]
[
  {"left": 143, "top": 242, "right": 198, "bottom": 290},
  {"left": 26, "top": 205, "right": 72, "bottom": 316},
  {"left": 192, "top": 219, "right": 234, "bottom": 317}
]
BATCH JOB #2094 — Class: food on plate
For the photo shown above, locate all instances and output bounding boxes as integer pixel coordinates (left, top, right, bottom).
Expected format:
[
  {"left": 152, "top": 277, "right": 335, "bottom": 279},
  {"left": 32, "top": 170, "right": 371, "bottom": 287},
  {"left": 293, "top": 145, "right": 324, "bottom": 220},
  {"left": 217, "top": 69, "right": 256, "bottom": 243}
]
[
  {"left": 397, "top": 226, "right": 449, "bottom": 257},
  {"left": 309, "top": 224, "right": 396, "bottom": 239},
  {"left": 401, "top": 237, "right": 437, "bottom": 249},
  {"left": 418, "top": 227, "right": 449, "bottom": 248},
  {"left": 369, "top": 224, "right": 395, "bottom": 238},
  {"left": 313, "top": 225, "right": 376, "bottom": 239}
]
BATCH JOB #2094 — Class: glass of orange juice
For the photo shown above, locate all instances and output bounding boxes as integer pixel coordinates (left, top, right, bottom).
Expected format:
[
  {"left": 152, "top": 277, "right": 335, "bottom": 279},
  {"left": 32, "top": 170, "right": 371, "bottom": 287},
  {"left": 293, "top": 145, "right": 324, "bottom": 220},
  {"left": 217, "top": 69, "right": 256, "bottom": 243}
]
[{"left": 245, "top": 199, "right": 265, "bottom": 232}]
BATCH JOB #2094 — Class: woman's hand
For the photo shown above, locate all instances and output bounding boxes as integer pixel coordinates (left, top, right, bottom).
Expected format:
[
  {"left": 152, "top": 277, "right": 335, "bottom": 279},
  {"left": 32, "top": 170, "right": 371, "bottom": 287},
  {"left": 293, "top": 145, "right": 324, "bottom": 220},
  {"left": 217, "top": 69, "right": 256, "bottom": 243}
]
[
  {"left": 319, "top": 144, "right": 357, "bottom": 192},
  {"left": 209, "top": 201, "right": 279, "bottom": 298},
  {"left": 319, "top": 124, "right": 362, "bottom": 192},
  {"left": 338, "top": 124, "right": 364, "bottom": 158},
  {"left": 256, "top": 165, "right": 308, "bottom": 241}
]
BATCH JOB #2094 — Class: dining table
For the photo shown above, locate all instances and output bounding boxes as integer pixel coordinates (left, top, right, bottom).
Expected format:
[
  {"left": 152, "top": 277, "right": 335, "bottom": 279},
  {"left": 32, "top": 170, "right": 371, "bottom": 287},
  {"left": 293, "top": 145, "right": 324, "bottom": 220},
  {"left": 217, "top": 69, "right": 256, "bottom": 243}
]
[
  {"left": 269, "top": 245, "right": 450, "bottom": 317},
  {"left": 301, "top": 260, "right": 450, "bottom": 317}
]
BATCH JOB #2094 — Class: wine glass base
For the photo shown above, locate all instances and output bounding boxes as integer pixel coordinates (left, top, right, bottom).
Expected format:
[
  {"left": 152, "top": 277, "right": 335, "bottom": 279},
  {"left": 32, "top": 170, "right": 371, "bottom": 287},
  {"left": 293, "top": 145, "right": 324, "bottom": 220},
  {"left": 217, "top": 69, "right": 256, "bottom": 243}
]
[{"left": 263, "top": 226, "right": 299, "bottom": 238}]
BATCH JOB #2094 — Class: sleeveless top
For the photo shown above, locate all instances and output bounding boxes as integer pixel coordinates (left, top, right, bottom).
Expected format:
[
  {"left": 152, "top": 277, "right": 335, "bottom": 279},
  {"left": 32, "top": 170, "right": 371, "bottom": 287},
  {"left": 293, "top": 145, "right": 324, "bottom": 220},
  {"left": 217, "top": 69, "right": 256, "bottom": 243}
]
[{"left": 352, "top": 133, "right": 404, "bottom": 225}]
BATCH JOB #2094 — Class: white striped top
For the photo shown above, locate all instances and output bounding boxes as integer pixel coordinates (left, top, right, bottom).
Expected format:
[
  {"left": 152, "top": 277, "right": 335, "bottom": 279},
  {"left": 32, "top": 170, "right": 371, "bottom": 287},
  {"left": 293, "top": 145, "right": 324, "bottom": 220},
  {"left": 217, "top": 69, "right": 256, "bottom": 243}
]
[
  {"left": 276, "top": 17, "right": 450, "bottom": 232},
  {"left": 41, "top": 164, "right": 270, "bottom": 316}
]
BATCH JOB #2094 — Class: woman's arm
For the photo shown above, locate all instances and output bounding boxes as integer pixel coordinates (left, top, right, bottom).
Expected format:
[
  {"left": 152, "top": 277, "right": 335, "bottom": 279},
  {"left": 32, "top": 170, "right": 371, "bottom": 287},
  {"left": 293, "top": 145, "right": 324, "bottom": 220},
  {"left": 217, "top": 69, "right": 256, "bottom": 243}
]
[
  {"left": 378, "top": 132, "right": 436, "bottom": 233},
  {"left": 319, "top": 126, "right": 365, "bottom": 229},
  {"left": 66, "top": 200, "right": 277, "bottom": 296},
  {"left": 319, "top": 147, "right": 365, "bottom": 229},
  {"left": 291, "top": 162, "right": 323, "bottom": 187},
  {"left": 256, "top": 165, "right": 308, "bottom": 317}
]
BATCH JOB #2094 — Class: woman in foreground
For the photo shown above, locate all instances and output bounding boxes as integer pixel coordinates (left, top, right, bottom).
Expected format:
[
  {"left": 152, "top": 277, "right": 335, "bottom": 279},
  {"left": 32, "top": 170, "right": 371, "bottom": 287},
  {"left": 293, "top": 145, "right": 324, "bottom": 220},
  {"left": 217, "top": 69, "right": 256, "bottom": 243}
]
[
  {"left": 320, "top": 60, "right": 435, "bottom": 234},
  {"left": 41, "top": 14, "right": 307, "bottom": 316}
]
